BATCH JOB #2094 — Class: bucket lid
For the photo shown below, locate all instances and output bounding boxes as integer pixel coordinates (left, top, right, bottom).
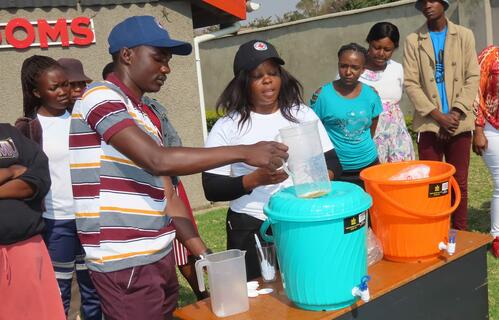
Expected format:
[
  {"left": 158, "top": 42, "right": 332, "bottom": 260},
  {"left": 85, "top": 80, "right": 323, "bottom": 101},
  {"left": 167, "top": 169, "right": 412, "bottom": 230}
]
[{"left": 264, "top": 181, "right": 372, "bottom": 222}]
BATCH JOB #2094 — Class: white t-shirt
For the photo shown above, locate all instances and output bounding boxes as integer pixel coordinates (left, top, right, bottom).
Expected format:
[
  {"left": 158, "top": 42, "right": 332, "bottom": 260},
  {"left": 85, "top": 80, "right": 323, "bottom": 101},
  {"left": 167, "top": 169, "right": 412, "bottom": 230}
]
[
  {"left": 205, "top": 104, "right": 333, "bottom": 220},
  {"left": 359, "top": 59, "right": 403, "bottom": 104},
  {"left": 38, "top": 111, "right": 75, "bottom": 220}
]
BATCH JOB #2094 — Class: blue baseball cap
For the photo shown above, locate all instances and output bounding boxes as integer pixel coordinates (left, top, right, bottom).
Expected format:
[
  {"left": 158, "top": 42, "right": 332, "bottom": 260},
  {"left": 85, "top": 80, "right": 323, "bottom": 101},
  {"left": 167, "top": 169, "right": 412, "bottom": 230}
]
[
  {"left": 108, "top": 16, "right": 192, "bottom": 55},
  {"left": 415, "top": 0, "right": 449, "bottom": 11}
]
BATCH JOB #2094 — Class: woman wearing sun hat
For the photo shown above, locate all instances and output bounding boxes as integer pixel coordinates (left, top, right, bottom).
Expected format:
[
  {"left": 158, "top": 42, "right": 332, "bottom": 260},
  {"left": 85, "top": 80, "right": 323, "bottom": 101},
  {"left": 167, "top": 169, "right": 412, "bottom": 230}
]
[{"left": 58, "top": 58, "right": 92, "bottom": 105}]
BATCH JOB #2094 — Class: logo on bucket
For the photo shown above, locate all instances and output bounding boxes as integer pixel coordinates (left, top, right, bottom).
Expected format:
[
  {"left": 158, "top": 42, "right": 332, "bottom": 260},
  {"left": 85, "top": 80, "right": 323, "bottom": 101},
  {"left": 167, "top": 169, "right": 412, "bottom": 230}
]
[
  {"left": 344, "top": 211, "right": 366, "bottom": 234},
  {"left": 428, "top": 181, "right": 449, "bottom": 198}
]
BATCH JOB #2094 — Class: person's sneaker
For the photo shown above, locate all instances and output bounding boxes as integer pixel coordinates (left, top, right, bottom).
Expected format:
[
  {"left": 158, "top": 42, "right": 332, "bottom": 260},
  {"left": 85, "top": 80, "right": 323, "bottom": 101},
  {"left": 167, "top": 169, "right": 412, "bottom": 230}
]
[{"left": 492, "top": 236, "right": 499, "bottom": 258}]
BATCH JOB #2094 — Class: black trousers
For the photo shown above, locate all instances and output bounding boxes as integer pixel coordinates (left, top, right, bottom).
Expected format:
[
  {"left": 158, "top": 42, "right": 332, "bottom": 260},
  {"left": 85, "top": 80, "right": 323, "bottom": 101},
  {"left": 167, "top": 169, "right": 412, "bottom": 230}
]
[
  {"left": 336, "top": 158, "right": 380, "bottom": 189},
  {"left": 226, "top": 209, "right": 271, "bottom": 281}
]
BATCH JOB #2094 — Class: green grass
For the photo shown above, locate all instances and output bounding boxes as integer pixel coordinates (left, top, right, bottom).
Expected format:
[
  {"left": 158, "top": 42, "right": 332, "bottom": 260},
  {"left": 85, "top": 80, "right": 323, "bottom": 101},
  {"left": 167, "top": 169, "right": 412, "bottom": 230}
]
[
  {"left": 467, "top": 152, "right": 498, "bottom": 319},
  {"left": 177, "top": 208, "right": 227, "bottom": 307},
  {"left": 179, "top": 153, "right": 498, "bottom": 318}
]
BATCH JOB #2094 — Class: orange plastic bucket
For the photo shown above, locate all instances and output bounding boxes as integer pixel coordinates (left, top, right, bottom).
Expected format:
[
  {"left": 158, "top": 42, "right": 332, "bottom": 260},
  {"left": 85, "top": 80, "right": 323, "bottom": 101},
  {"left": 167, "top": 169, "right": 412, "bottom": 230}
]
[{"left": 360, "top": 160, "right": 460, "bottom": 262}]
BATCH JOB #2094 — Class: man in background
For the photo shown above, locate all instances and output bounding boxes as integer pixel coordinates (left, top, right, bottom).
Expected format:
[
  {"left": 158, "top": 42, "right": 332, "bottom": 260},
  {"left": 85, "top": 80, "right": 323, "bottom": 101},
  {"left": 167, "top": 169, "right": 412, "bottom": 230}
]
[{"left": 403, "top": 0, "right": 479, "bottom": 230}]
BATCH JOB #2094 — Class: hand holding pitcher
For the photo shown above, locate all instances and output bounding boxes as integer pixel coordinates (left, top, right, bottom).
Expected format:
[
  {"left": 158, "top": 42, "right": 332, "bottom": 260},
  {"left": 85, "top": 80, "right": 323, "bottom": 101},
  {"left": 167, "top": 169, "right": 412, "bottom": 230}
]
[{"left": 243, "top": 168, "right": 289, "bottom": 190}]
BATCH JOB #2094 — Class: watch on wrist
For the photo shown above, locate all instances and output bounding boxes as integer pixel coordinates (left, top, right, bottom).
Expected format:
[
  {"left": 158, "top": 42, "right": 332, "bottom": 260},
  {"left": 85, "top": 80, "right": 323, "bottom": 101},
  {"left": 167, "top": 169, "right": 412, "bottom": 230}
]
[{"left": 197, "top": 248, "right": 213, "bottom": 260}]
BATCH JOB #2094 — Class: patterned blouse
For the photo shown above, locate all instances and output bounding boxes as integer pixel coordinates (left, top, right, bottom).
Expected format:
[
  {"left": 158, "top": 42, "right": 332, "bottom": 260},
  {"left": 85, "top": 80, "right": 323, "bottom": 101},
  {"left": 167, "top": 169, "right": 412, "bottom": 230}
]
[{"left": 474, "top": 45, "right": 499, "bottom": 129}]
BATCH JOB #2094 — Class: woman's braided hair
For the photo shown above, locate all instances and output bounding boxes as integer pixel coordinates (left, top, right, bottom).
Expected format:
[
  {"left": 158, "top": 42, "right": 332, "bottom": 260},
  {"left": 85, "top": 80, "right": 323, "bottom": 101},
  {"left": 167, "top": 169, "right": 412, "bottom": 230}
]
[{"left": 21, "top": 55, "right": 60, "bottom": 118}]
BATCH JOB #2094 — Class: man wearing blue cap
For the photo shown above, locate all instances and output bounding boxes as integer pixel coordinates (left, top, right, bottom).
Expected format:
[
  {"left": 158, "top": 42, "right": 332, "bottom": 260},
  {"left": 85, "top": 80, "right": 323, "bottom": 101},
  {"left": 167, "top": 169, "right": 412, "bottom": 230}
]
[
  {"left": 69, "top": 16, "right": 288, "bottom": 319},
  {"left": 403, "top": 0, "right": 479, "bottom": 231}
]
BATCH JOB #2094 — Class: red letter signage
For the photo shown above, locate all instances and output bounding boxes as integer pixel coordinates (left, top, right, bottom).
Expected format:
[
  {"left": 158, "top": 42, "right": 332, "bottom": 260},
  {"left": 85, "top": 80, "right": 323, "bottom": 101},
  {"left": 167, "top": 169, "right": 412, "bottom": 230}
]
[
  {"left": 70, "top": 16, "right": 94, "bottom": 46},
  {"left": 5, "top": 18, "right": 36, "bottom": 49},
  {"left": 38, "top": 18, "right": 69, "bottom": 48},
  {"left": 0, "top": 17, "right": 95, "bottom": 50}
]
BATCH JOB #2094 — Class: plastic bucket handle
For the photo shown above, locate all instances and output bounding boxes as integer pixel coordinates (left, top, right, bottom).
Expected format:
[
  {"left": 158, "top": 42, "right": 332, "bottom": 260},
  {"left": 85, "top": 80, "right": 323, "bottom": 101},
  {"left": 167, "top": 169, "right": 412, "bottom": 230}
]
[
  {"left": 259, "top": 218, "right": 274, "bottom": 243},
  {"left": 369, "top": 176, "right": 461, "bottom": 219}
]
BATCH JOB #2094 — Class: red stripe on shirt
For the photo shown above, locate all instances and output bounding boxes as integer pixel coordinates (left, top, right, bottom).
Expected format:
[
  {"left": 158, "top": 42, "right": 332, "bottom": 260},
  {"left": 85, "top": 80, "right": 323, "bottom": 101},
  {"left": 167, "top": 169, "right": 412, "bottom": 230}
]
[
  {"left": 79, "top": 224, "right": 174, "bottom": 244},
  {"left": 78, "top": 232, "right": 100, "bottom": 245},
  {"left": 87, "top": 101, "right": 127, "bottom": 129},
  {"left": 100, "top": 224, "right": 175, "bottom": 241},
  {"left": 100, "top": 176, "right": 164, "bottom": 200},
  {"left": 72, "top": 184, "right": 100, "bottom": 198},
  {"left": 69, "top": 132, "right": 101, "bottom": 148},
  {"left": 101, "top": 119, "right": 136, "bottom": 142}
]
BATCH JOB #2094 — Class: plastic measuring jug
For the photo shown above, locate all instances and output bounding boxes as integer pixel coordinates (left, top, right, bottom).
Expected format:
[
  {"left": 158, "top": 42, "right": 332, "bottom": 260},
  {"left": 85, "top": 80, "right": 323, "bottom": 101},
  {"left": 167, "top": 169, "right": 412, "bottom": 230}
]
[
  {"left": 277, "top": 120, "right": 331, "bottom": 198},
  {"left": 195, "top": 249, "right": 249, "bottom": 317}
]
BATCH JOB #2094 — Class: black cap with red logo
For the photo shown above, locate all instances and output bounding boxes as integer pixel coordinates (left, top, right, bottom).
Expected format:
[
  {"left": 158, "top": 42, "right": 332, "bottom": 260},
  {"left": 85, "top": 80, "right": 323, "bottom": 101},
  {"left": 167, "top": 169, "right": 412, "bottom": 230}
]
[{"left": 232, "top": 40, "right": 285, "bottom": 76}]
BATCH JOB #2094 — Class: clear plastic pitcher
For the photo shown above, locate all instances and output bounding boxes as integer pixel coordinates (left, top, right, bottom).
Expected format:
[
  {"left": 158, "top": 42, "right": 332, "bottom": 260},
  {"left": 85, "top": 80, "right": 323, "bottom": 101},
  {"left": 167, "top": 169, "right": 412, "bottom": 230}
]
[
  {"left": 195, "top": 249, "right": 249, "bottom": 317},
  {"left": 278, "top": 120, "right": 331, "bottom": 198}
]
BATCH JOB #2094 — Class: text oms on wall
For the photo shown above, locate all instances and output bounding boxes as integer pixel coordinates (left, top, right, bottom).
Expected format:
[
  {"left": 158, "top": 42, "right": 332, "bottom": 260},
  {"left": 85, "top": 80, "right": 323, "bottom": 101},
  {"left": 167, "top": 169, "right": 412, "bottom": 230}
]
[{"left": 0, "top": 17, "right": 95, "bottom": 49}]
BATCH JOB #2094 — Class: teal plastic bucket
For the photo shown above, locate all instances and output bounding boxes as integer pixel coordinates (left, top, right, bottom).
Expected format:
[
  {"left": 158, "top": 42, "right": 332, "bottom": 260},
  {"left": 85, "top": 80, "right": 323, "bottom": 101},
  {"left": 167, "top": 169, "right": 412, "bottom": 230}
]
[{"left": 261, "top": 181, "right": 372, "bottom": 311}]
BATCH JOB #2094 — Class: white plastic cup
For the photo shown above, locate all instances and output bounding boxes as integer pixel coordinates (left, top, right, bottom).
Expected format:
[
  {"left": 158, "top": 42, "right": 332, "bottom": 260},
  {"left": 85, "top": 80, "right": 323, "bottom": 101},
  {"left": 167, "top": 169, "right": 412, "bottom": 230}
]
[{"left": 256, "top": 243, "right": 277, "bottom": 282}]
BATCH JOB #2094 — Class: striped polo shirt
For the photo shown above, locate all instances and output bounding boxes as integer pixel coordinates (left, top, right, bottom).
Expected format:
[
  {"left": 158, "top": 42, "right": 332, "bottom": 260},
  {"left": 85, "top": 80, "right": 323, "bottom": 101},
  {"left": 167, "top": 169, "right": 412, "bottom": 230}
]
[{"left": 69, "top": 75, "right": 175, "bottom": 272}]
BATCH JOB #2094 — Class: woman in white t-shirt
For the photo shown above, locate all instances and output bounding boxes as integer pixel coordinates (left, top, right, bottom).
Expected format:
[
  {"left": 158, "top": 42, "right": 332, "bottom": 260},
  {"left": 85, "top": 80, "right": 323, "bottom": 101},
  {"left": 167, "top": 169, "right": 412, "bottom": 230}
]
[
  {"left": 203, "top": 40, "right": 342, "bottom": 280},
  {"left": 15, "top": 55, "right": 101, "bottom": 319},
  {"left": 361, "top": 22, "right": 415, "bottom": 163}
]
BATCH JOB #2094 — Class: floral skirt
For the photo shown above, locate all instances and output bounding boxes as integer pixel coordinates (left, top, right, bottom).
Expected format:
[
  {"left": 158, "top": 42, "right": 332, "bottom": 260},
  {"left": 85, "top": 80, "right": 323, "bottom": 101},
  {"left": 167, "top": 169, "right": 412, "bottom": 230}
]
[{"left": 374, "top": 102, "right": 415, "bottom": 163}]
